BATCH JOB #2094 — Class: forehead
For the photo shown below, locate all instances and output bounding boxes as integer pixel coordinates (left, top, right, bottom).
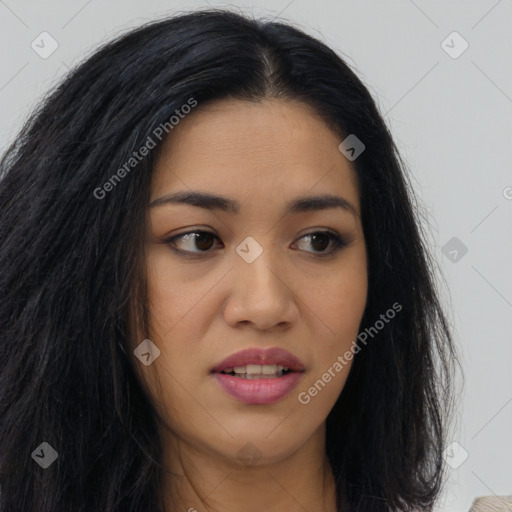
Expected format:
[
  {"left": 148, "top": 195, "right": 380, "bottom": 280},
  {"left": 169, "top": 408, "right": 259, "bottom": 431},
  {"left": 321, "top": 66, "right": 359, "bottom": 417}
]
[{"left": 151, "top": 98, "right": 359, "bottom": 210}]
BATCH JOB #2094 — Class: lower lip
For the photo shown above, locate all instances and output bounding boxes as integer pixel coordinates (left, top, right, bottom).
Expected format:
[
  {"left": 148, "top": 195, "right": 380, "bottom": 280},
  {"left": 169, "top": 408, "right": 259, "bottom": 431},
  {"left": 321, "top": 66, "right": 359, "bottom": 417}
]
[{"left": 212, "top": 372, "right": 304, "bottom": 405}]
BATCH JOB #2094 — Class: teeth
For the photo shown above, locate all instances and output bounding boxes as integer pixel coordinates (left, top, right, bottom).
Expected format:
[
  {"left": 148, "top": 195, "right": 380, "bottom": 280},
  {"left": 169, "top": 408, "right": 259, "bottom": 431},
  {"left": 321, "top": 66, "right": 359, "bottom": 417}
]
[
  {"left": 244, "top": 374, "right": 278, "bottom": 379},
  {"left": 232, "top": 364, "right": 284, "bottom": 374},
  {"left": 223, "top": 364, "right": 290, "bottom": 378},
  {"left": 262, "top": 364, "right": 279, "bottom": 375}
]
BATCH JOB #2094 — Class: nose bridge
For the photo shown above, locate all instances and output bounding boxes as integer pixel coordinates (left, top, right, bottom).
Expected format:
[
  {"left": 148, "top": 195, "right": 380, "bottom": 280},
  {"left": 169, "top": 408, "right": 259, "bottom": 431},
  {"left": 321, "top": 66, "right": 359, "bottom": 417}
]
[
  {"left": 235, "top": 236, "right": 286, "bottom": 299},
  {"left": 225, "top": 234, "right": 297, "bottom": 328}
]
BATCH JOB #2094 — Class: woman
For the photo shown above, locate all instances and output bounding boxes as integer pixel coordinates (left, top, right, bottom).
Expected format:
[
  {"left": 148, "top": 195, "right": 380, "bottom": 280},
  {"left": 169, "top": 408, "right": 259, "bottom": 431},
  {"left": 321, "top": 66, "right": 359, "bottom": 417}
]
[{"left": 0, "top": 9, "right": 459, "bottom": 512}]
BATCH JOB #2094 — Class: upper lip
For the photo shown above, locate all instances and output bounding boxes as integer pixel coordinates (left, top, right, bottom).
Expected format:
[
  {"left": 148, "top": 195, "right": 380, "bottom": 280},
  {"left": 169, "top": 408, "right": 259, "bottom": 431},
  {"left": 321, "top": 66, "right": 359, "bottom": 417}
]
[{"left": 211, "top": 347, "right": 305, "bottom": 373}]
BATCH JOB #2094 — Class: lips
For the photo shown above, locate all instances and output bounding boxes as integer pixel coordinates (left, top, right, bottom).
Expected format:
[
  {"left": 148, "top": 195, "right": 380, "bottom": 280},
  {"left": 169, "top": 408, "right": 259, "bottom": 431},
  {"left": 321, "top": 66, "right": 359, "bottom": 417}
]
[
  {"left": 211, "top": 347, "right": 305, "bottom": 374},
  {"left": 211, "top": 347, "right": 306, "bottom": 404}
]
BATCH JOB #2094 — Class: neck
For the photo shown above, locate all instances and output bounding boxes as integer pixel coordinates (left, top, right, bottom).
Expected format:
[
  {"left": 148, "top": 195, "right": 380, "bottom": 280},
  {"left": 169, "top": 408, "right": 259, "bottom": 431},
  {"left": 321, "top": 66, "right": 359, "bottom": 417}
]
[{"left": 159, "top": 423, "right": 339, "bottom": 512}]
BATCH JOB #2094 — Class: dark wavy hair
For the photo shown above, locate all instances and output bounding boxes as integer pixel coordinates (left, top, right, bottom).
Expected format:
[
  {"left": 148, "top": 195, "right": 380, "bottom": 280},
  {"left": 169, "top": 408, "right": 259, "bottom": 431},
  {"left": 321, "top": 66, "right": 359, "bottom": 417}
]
[{"left": 0, "top": 8, "right": 459, "bottom": 512}]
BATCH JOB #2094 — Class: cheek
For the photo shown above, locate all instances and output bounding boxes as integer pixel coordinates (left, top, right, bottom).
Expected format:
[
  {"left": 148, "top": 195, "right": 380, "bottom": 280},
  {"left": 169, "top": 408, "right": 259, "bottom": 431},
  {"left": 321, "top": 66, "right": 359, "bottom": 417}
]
[
  {"left": 132, "top": 251, "right": 206, "bottom": 406},
  {"left": 145, "top": 248, "right": 206, "bottom": 334},
  {"left": 308, "top": 250, "right": 368, "bottom": 338},
  {"left": 304, "top": 251, "right": 367, "bottom": 383},
  {"left": 297, "top": 272, "right": 367, "bottom": 416},
  {"left": 333, "top": 272, "right": 367, "bottom": 337}
]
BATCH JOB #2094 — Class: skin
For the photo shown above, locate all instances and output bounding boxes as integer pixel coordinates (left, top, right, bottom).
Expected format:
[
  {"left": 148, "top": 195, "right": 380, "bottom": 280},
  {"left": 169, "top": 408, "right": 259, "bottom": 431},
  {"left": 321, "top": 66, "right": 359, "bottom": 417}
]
[{"left": 131, "top": 98, "right": 368, "bottom": 512}]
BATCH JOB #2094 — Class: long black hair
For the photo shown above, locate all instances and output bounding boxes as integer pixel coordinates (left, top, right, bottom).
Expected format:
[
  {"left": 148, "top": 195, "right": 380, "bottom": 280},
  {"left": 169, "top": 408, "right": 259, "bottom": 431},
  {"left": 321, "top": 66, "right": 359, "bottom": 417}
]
[{"left": 0, "top": 8, "right": 460, "bottom": 511}]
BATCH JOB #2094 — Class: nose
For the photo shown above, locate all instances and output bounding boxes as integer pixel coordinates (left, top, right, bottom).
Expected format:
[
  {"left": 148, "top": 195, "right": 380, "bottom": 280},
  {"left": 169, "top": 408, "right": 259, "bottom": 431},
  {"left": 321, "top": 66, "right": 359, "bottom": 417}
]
[{"left": 222, "top": 248, "right": 299, "bottom": 331}]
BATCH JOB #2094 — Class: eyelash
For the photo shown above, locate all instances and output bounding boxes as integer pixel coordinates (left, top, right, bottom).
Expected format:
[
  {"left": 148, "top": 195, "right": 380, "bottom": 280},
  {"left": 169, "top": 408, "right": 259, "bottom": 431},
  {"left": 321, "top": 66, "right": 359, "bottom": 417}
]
[{"left": 163, "top": 229, "right": 351, "bottom": 259}]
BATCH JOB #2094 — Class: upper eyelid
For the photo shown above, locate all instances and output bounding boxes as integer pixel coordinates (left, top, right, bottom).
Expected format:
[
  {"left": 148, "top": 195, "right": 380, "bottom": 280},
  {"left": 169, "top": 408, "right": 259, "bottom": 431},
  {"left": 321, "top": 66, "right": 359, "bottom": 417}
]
[
  {"left": 166, "top": 228, "right": 348, "bottom": 253},
  {"left": 167, "top": 227, "right": 340, "bottom": 241}
]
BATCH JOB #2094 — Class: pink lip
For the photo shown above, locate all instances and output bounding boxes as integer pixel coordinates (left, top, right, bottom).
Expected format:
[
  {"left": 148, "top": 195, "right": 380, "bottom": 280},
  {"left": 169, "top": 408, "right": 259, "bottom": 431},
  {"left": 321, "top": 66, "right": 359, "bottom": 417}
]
[
  {"left": 210, "top": 347, "right": 305, "bottom": 405},
  {"left": 211, "top": 347, "right": 305, "bottom": 373},
  {"left": 212, "top": 372, "right": 304, "bottom": 405}
]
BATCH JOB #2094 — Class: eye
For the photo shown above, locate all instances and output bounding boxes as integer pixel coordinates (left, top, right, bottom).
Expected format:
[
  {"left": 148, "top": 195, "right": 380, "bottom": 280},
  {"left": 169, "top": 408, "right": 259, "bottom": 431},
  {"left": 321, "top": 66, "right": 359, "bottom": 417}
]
[
  {"left": 164, "top": 229, "right": 351, "bottom": 257},
  {"left": 293, "top": 230, "right": 351, "bottom": 257},
  {"left": 164, "top": 230, "right": 222, "bottom": 256}
]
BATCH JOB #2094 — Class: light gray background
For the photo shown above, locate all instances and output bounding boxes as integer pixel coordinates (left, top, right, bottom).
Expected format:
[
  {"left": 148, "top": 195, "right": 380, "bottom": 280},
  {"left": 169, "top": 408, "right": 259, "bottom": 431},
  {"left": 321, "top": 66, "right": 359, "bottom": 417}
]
[{"left": 1, "top": 1, "right": 511, "bottom": 510}]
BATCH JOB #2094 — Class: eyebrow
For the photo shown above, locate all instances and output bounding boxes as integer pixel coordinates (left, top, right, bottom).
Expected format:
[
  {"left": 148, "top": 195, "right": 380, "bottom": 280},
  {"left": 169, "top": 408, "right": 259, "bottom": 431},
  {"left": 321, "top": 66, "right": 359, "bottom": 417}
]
[{"left": 148, "top": 190, "right": 359, "bottom": 218}]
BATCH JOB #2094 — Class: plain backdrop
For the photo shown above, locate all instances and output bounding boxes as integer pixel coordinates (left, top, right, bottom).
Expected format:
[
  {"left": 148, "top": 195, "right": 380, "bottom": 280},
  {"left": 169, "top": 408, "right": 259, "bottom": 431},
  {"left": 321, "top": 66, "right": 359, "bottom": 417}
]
[{"left": 1, "top": 1, "right": 511, "bottom": 510}]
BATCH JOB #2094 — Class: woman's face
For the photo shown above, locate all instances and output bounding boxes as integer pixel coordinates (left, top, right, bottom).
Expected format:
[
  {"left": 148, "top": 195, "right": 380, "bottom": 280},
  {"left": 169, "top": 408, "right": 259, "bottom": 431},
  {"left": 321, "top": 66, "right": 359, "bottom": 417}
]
[{"left": 136, "top": 98, "right": 367, "bottom": 467}]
